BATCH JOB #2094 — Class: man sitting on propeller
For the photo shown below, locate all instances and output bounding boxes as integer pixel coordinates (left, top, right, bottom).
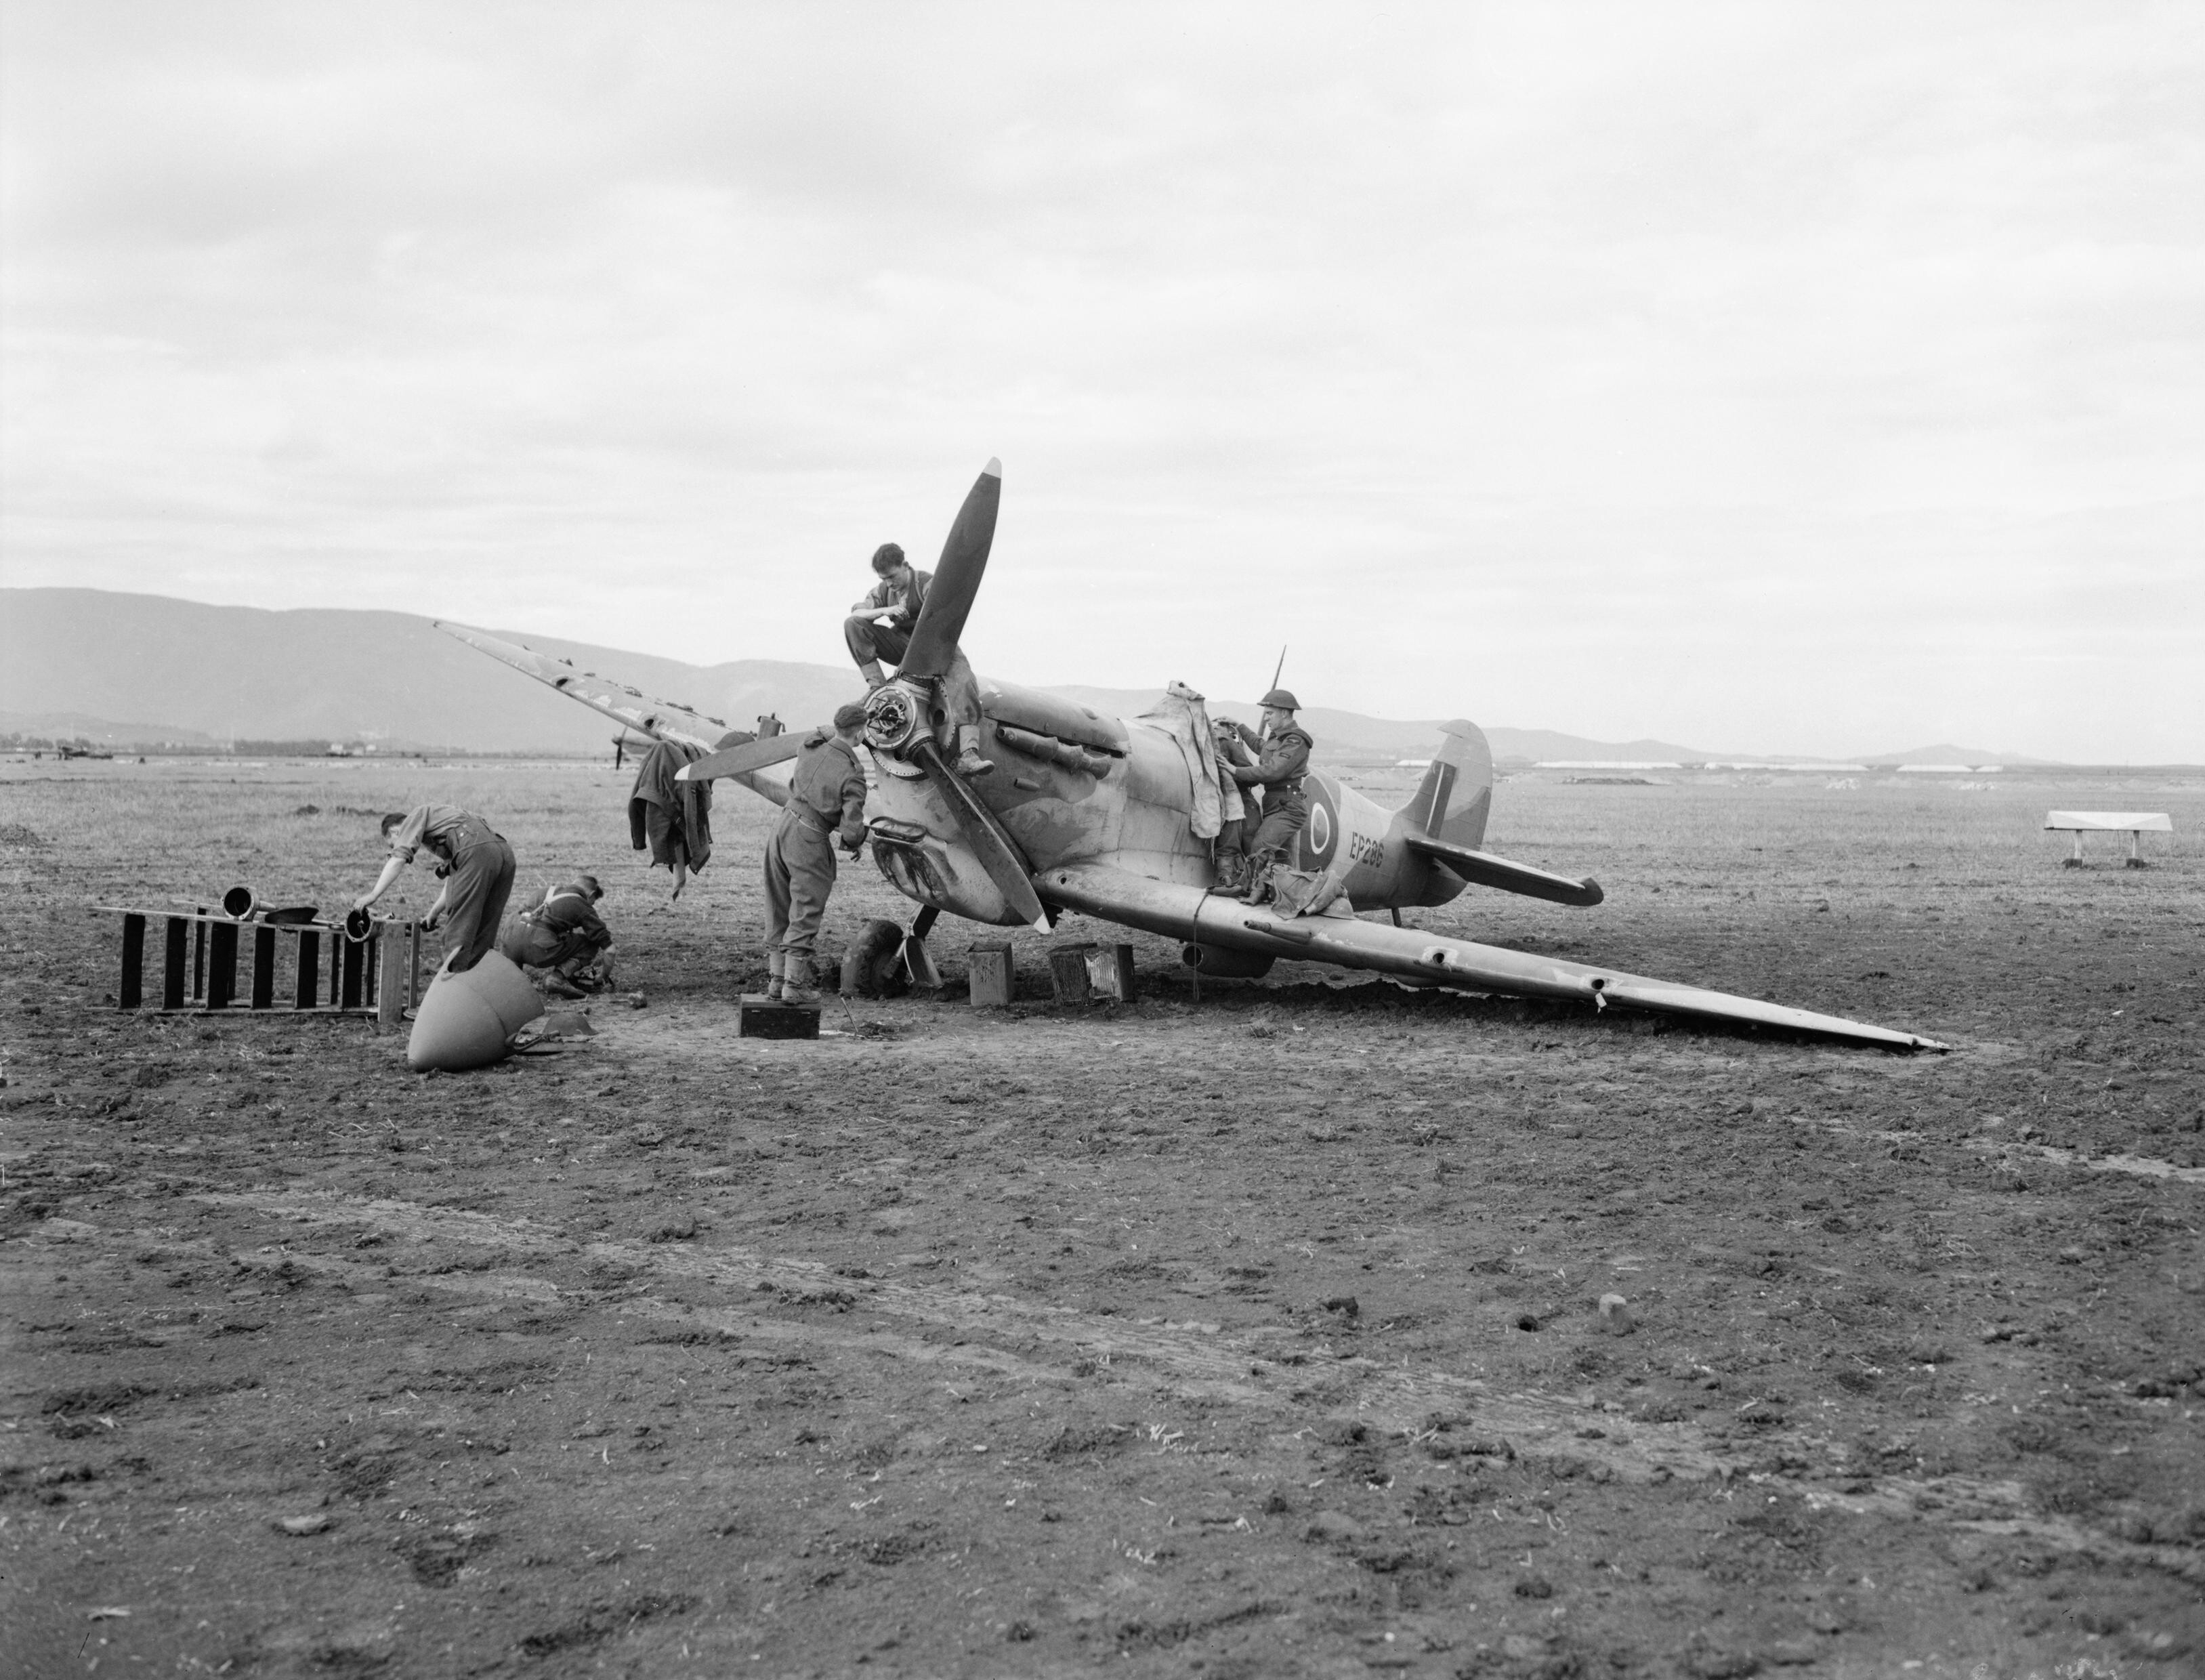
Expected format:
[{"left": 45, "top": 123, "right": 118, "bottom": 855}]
[{"left": 845, "top": 541, "right": 993, "bottom": 778}]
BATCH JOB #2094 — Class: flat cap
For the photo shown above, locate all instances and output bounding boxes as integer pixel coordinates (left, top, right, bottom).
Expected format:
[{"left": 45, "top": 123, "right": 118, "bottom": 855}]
[{"left": 833, "top": 700, "right": 870, "bottom": 730}]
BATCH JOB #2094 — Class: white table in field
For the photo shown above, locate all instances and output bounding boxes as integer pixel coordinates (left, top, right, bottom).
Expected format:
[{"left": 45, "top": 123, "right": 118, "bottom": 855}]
[{"left": 2044, "top": 810, "right": 2172, "bottom": 867}]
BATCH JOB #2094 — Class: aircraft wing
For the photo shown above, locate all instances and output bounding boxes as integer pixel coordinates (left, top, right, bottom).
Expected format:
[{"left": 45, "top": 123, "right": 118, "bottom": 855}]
[
  {"left": 434, "top": 621, "right": 791, "bottom": 805},
  {"left": 1406, "top": 834, "right": 1603, "bottom": 907},
  {"left": 1037, "top": 861, "right": 1946, "bottom": 1051}
]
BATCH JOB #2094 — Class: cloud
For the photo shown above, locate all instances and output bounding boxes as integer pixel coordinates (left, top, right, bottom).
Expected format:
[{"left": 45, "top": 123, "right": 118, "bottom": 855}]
[{"left": 3, "top": 0, "right": 2199, "bottom": 759}]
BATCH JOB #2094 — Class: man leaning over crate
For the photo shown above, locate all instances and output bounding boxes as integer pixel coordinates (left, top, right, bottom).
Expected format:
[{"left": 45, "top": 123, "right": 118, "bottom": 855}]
[{"left": 355, "top": 804, "right": 518, "bottom": 973}]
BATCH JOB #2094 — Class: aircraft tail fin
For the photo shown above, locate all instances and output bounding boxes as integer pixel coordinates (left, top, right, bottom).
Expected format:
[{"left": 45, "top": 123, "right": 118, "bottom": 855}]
[{"left": 1401, "top": 720, "right": 1492, "bottom": 849}]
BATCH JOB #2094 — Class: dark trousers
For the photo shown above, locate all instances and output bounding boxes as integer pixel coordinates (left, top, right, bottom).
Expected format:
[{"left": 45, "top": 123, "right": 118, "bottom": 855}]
[
  {"left": 845, "top": 616, "right": 912, "bottom": 668},
  {"left": 499, "top": 921, "right": 604, "bottom": 973},
  {"left": 764, "top": 812, "right": 839, "bottom": 962},
  {"left": 442, "top": 837, "right": 516, "bottom": 973},
  {"left": 1248, "top": 793, "right": 1309, "bottom": 868}
]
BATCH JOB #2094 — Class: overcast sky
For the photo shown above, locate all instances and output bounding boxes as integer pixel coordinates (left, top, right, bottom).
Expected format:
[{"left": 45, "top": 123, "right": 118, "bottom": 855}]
[{"left": 3, "top": 3, "right": 2199, "bottom": 759}]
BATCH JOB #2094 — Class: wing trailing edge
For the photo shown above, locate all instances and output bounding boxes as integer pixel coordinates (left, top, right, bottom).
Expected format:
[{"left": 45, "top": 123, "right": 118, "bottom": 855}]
[{"left": 1407, "top": 834, "right": 1603, "bottom": 908}]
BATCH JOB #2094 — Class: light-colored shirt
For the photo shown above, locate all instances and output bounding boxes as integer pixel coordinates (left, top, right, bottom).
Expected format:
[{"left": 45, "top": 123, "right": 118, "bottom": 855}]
[
  {"left": 386, "top": 803, "right": 477, "bottom": 865},
  {"left": 856, "top": 566, "right": 932, "bottom": 632}
]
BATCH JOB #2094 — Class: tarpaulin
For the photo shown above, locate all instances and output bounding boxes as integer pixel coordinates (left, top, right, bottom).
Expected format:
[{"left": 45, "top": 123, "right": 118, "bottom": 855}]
[{"left": 1137, "top": 681, "right": 1240, "bottom": 839}]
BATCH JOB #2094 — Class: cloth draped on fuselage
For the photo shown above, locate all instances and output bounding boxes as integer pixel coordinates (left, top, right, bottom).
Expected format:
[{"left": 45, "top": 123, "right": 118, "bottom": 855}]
[
  {"left": 1137, "top": 681, "right": 1240, "bottom": 838},
  {"left": 627, "top": 739, "right": 713, "bottom": 873}
]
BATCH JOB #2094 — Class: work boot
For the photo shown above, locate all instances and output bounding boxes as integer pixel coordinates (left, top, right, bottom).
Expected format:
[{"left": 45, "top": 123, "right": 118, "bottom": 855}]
[
  {"left": 955, "top": 723, "right": 995, "bottom": 778},
  {"left": 1242, "top": 862, "right": 1274, "bottom": 906},
  {"left": 765, "top": 950, "right": 785, "bottom": 1002},
  {"left": 859, "top": 660, "right": 887, "bottom": 691},
  {"left": 1213, "top": 854, "right": 1246, "bottom": 898},
  {"left": 780, "top": 956, "right": 822, "bottom": 1007}
]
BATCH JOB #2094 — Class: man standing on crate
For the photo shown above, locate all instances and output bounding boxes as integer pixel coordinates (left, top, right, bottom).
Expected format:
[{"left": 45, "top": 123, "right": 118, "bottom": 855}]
[
  {"left": 355, "top": 804, "right": 518, "bottom": 973},
  {"left": 763, "top": 701, "right": 870, "bottom": 1005}
]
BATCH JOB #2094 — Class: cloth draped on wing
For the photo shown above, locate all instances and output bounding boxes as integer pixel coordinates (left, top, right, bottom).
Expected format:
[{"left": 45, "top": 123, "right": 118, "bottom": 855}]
[
  {"left": 627, "top": 739, "right": 712, "bottom": 872},
  {"left": 1136, "top": 680, "right": 1242, "bottom": 838}
]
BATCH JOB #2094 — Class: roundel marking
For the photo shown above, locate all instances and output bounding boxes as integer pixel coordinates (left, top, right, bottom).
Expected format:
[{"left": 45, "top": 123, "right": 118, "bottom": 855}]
[{"left": 1305, "top": 795, "right": 1335, "bottom": 864}]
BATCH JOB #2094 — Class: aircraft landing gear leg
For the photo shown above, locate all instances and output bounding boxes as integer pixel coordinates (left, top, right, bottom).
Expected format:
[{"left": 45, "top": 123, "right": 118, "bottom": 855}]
[{"left": 902, "top": 904, "right": 943, "bottom": 990}]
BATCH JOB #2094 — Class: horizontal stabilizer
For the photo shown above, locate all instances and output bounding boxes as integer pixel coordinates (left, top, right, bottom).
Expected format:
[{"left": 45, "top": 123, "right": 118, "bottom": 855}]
[
  {"left": 676, "top": 732, "right": 807, "bottom": 782},
  {"left": 1407, "top": 835, "right": 1603, "bottom": 908}
]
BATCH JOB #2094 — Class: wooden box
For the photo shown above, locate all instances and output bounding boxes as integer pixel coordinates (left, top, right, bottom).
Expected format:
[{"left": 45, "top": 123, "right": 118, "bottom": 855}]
[
  {"left": 737, "top": 994, "right": 820, "bottom": 1038},
  {"left": 968, "top": 941, "right": 1015, "bottom": 1007},
  {"left": 1085, "top": 943, "right": 1137, "bottom": 1003},
  {"left": 1048, "top": 943, "right": 1096, "bottom": 1003}
]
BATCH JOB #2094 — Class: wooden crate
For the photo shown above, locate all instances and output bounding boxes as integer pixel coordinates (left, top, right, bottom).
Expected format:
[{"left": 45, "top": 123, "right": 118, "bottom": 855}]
[
  {"left": 736, "top": 995, "right": 820, "bottom": 1038},
  {"left": 968, "top": 940, "right": 1015, "bottom": 1007},
  {"left": 1048, "top": 944, "right": 1096, "bottom": 1003},
  {"left": 1085, "top": 943, "right": 1137, "bottom": 1003}
]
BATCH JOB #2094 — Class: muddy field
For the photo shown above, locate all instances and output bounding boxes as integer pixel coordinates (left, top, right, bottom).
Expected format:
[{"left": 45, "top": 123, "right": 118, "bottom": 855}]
[{"left": 3, "top": 757, "right": 2200, "bottom": 1679}]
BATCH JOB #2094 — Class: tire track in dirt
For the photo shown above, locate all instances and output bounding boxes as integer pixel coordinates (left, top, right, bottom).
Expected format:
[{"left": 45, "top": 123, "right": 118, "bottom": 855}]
[
  {"left": 1778, "top": 1114, "right": 2205, "bottom": 1186},
  {"left": 180, "top": 1188, "right": 2203, "bottom": 1585}
]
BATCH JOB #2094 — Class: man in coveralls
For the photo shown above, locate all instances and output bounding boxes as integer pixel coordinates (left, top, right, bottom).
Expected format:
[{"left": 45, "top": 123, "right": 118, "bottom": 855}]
[
  {"left": 356, "top": 804, "right": 518, "bottom": 972},
  {"left": 764, "top": 701, "right": 870, "bottom": 1004},
  {"left": 1217, "top": 688, "right": 1316, "bottom": 904}
]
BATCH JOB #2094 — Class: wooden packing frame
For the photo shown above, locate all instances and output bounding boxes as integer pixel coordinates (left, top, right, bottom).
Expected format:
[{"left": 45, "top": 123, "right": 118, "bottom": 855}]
[{"left": 93, "top": 906, "right": 423, "bottom": 1031}]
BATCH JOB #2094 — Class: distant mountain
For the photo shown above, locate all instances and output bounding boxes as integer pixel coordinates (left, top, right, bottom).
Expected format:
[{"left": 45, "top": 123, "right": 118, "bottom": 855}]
[
  {"left": 0, "top": 588, "right": 865, "bottom": 754},
  {"left": 0, "top": 709, "right": 220, "bottom": 747},
  {"left": 0, "top": 588, "right": 2055, "bottom": 766},
  {"left": 1856, "top": 742, "right": 2062, "bottom": 766}
]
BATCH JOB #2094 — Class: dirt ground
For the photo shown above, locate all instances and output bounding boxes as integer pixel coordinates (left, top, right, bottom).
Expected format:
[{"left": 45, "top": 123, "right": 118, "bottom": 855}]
[{"left": 3, "top": 757, "right": 2200, "bottom": 1679}]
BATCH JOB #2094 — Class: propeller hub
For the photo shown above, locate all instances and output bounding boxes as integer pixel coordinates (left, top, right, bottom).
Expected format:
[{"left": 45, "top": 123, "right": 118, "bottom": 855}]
[{"left": 863, "top": 681, "right": 928, "bottom": 755}]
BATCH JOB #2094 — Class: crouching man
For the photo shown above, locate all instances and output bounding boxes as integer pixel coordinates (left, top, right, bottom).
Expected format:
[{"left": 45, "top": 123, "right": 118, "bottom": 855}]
[{"left": 500, "top": 875, "right": 614, "bottom": 999}]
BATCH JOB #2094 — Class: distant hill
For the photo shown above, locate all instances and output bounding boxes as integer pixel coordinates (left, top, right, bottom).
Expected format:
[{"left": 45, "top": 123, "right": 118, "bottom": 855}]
[
  {"left": 0, "top": 587, "right": 2055, "bottom": 765},
  {"left": 0, "top": 709, "right": 221, "bottom": 748},
  {"left": 1857, "top": 742, "right": 2061, "bottom": 766},
  {"left": 0, "top": 588, "right": 865, "bottom": 754}
]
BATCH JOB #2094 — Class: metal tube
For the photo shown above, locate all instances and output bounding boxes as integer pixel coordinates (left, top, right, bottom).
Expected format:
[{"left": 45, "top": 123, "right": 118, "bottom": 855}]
[
  {"left": 207, "top": 921, "right": 238, "bottom": 1010},
  {"left": 163, "top": 917, "right": 188, "bottom": 1009},
  {"left": 120, "top": 913, "right": 145, "bottom": 1010},
  {"left": 294, "top": 930, "right": 321, "bottom": 1009},
  {"left": 250, "top": 926, "right": 276, "bottom": 1009}
]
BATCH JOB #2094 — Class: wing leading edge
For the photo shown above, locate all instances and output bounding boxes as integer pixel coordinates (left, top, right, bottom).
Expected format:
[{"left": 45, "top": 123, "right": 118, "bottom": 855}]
[
  {"left": 1037, "top": 862, "right": 1946, "bottom": 1051},
  {"left": 434, "top": 621, "right": 791, "bottom": 805}
]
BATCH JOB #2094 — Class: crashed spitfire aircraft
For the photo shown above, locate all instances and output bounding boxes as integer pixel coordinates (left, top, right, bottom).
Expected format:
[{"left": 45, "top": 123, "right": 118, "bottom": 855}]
[{"left": 440, "top": 459, "right": 1946, "bottom": 1051}]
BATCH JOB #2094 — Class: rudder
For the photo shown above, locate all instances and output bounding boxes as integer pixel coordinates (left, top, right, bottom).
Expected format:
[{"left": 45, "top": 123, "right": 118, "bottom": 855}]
[{"left": 1401, "top": 720, "right": 1492, "bottom": 849}]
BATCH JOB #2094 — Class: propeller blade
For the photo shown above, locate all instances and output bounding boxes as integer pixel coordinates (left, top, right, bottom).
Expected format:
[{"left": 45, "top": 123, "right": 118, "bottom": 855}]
[
  {"left": 910, "top": 737, "right": 1049, "bottom": 929},
  {"left": 898, "top": 458, "right": 1000, "bottom": 679},
  {"left": 675, "top": 731, "right": 812, "bottom": 782}
]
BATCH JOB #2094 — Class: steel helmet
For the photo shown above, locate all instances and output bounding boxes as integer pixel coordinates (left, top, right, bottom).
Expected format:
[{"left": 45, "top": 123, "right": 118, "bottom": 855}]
[{"left": 1259, "top": 688, "right": 1301, "bottom": 712}]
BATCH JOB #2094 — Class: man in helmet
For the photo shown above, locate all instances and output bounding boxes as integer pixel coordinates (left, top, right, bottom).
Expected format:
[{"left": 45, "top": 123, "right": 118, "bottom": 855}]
[
  {"left": 499, "top": 874, "right": 614, "bottom": 999},
  {"left": 843, "top": 541, "right": 993, "bottom": 777},
  {"left": 1217, "top": 688, "right": 1316, "bottom": 903},
  {"left": 763, "top": 701, "right": 872, "bottom": 1005}
]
